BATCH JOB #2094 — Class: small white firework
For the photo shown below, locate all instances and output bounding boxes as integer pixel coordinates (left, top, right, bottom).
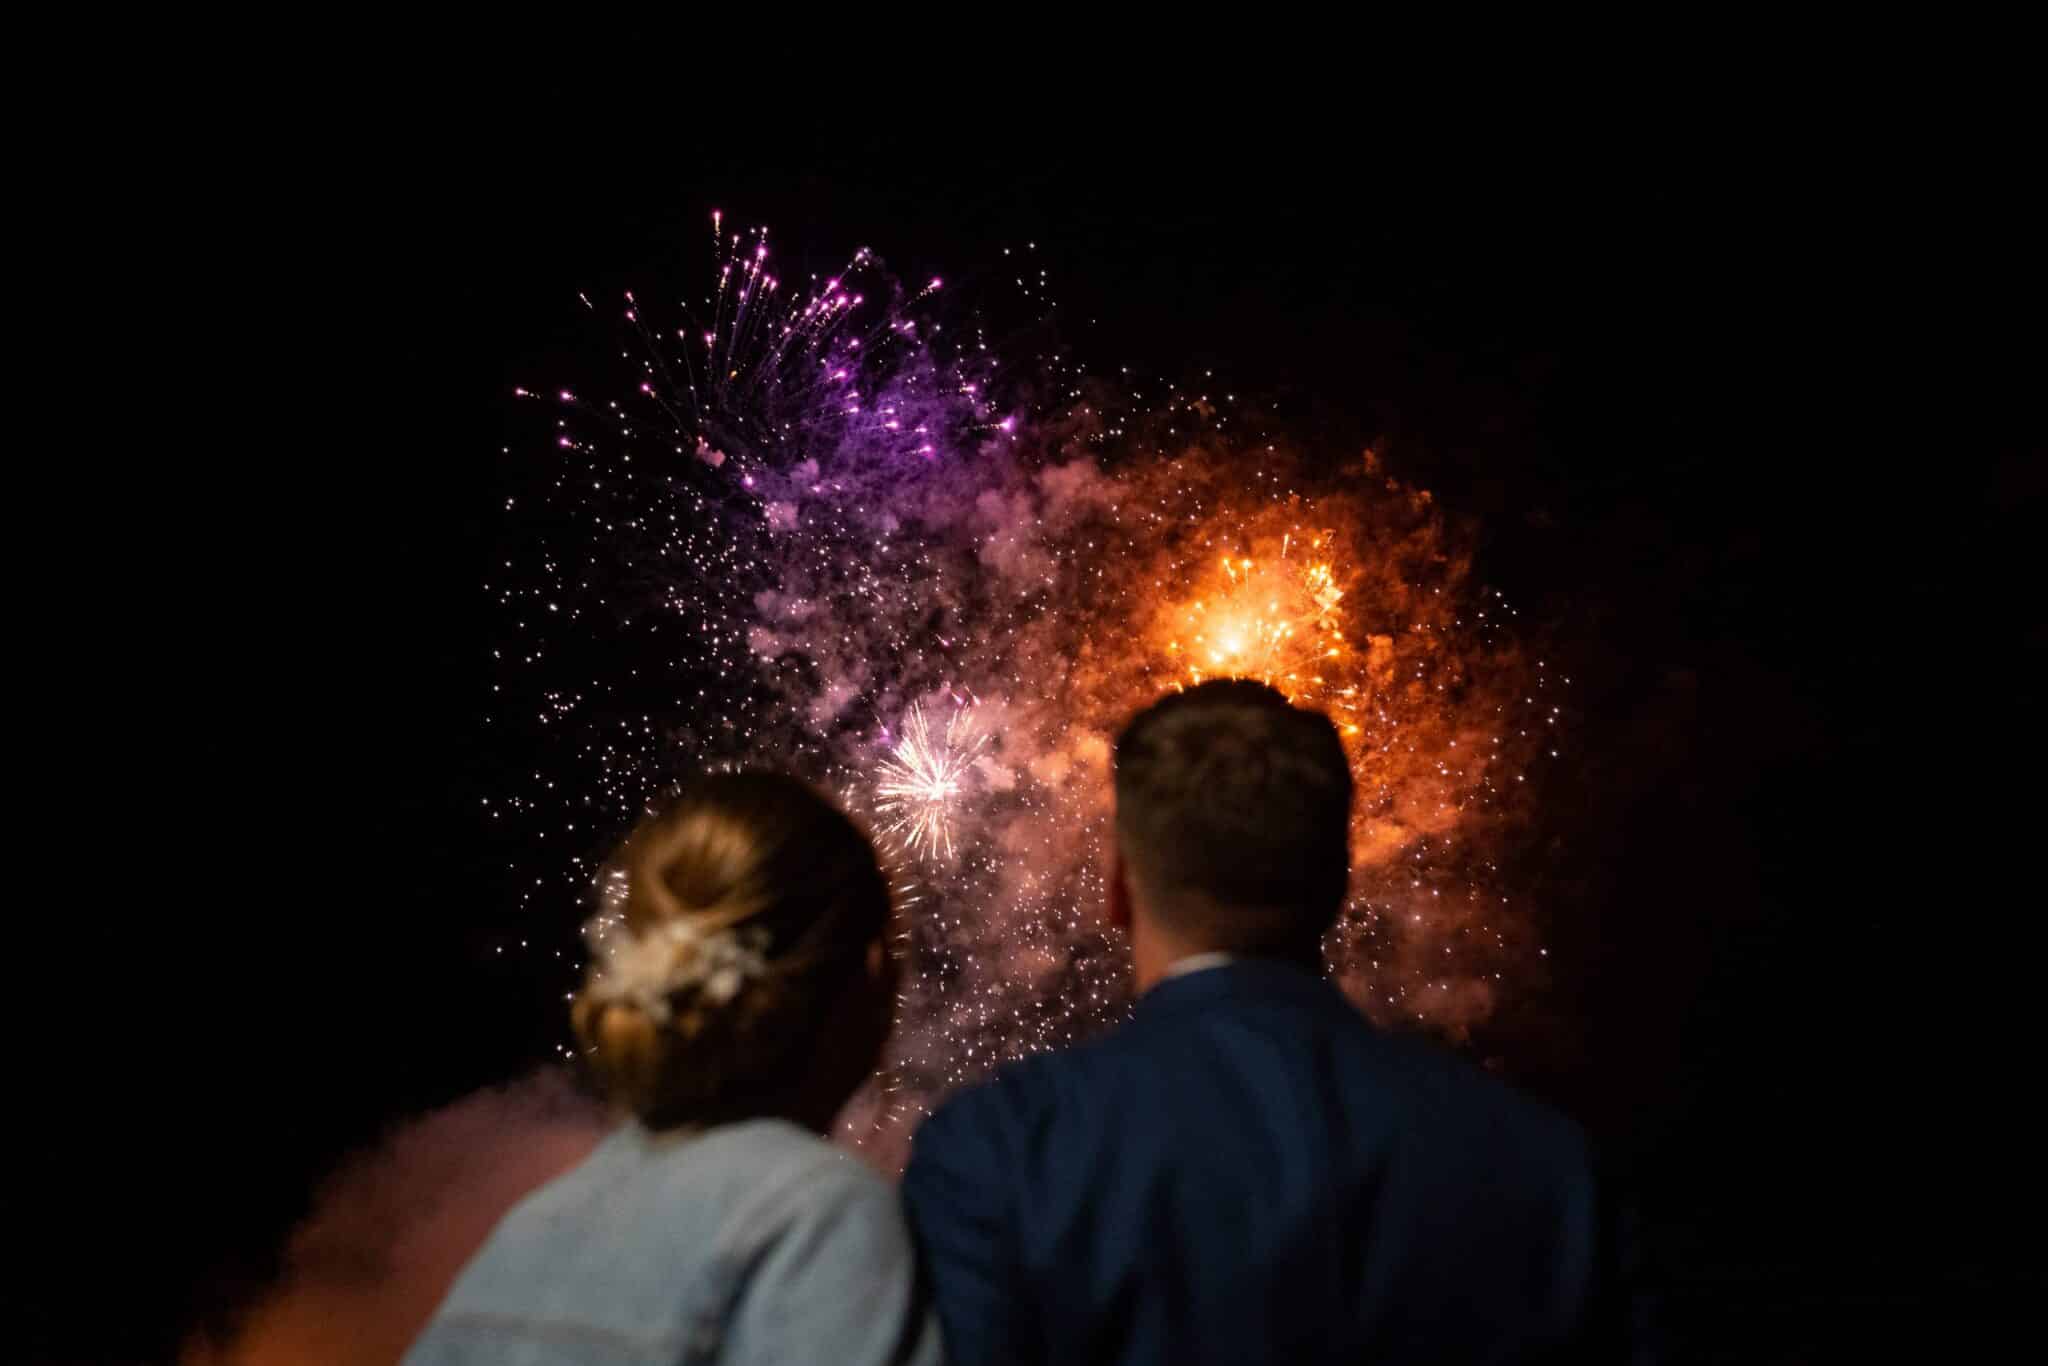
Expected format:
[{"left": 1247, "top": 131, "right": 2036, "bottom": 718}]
[{"left": 875, "top": 702, "right": 987, "bottom": 861}]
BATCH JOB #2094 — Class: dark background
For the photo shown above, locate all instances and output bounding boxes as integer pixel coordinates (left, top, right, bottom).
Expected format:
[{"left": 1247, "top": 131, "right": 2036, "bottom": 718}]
[{"left": 40, "top": 122, "right": 2040, "bottom": 1361}]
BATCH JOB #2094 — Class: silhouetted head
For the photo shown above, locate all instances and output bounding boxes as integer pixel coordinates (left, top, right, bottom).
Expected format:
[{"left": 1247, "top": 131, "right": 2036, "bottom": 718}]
[
  {"left": 1111, "top": 680, "right": 1353, "bottom": 979},
  {"left": 570, "top": 772, "right": 895, "bottom": 1132}
]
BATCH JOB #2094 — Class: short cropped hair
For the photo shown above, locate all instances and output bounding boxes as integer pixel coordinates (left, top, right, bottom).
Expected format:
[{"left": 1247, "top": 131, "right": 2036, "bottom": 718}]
[{"left": 1114, "top": 680, "right": 1353, "bottom": 952}]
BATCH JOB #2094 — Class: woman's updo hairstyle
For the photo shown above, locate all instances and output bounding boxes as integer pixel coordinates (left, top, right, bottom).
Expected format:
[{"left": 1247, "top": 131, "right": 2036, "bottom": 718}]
[{"left": 569, "top": 772, "right": 891, "bottom": 1129}]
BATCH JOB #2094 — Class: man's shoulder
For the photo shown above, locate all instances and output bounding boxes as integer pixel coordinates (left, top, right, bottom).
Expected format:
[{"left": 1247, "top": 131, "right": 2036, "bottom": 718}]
[
  {"left": 1371, "top": 1027, "right": 1589, "bottom": 1141},
  {"left": 916, "top": 1045, "right": 1067, "bottom": 1133},
  {"left": 911, "top": 1025, "right": 1138, "bottom": 1160},
  {"left": 914, "top": 978, "right": 1590, "bottom": 1175}
]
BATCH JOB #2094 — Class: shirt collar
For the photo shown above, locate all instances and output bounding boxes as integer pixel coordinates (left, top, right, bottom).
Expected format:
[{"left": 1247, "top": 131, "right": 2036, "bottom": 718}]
[{"left": 1159, "top": 950, "right": 1238, "bottom": 981}]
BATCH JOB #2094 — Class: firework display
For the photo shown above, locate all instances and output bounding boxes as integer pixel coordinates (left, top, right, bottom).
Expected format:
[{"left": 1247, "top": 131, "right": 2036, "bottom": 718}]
[{"left": 487, "top": 218, "right": 1563, "bottom": 1162}]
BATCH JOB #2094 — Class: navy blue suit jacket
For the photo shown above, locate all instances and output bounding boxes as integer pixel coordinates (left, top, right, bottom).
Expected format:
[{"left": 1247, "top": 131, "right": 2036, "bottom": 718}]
[{"left": 902, "top": 959, "right": 1644, "bottom": 1365}]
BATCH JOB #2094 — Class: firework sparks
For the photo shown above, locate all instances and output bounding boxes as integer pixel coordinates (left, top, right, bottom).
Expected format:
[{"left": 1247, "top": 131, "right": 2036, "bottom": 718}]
[
  {"left": 1168, "top": 536, "right": 1348, "bottom": 696},
  {"left": 874, "top": 702, "right": 987, "bottom": 862}
]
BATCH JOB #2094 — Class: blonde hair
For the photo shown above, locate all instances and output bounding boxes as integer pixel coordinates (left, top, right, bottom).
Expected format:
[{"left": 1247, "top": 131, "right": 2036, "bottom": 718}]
[{"left": 570, "top": 773, "right": 890, "bottom": 1128}]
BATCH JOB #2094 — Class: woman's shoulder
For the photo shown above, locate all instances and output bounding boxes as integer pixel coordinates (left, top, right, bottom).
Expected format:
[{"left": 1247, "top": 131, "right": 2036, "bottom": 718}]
[
  {"left": 606, "top": 1119, "right": 911, "bottom": 1286},
  {"left": 690, "top": 1118, "right": 884, "bottom": 1188},
  {"left": 617, "top": 1118, "right": 896, "bottom": 1229},
  {"left": 407, "top": 1123, "right": 911, "bottom": 1364},
  {"left": 478, "top": 1119, "right": 901, "bottom": 1283}
]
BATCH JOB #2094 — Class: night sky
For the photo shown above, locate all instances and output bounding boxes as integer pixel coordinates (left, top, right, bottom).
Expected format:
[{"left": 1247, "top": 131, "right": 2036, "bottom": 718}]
[{"left": 39, "top": 124, "right": 2040, "bottom": 1361}]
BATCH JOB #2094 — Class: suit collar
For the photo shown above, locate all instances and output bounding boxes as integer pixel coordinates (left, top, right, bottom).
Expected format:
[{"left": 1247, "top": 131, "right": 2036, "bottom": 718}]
[{"left": 1135, "top": 955, "right": 1336, "bottom": 1015}]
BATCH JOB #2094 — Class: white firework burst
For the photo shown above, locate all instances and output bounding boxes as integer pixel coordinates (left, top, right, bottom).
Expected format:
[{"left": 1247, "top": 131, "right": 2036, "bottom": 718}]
[{"left": 875, "top": 702, "right": 987, "bottom": 861}]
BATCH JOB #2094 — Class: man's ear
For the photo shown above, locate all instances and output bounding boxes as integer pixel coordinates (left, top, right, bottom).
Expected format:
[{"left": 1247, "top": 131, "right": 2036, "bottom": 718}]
[{"left": 1108, "top": 842, "right": 1133, "bottom": 933}]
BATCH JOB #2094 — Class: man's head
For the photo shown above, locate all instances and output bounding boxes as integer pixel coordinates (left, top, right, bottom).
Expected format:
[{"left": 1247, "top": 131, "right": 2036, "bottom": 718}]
[{"left": 1110, "top": 680, "right": 1353, "bottom": 978}]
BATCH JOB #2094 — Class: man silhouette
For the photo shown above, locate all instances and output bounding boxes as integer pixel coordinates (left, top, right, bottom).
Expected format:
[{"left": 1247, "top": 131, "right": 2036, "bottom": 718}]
[{"left": 903, "top": 680, "right": 1647, "bottom": 1364}]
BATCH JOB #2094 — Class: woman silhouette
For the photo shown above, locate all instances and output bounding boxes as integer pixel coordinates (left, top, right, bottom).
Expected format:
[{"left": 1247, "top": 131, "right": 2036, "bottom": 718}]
[{"left": 406, "top": 773, "right": 937, "bottom": 1365}]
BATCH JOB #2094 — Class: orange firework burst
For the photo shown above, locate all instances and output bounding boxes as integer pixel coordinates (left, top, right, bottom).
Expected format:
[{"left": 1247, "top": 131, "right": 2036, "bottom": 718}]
[
  {"left": 1161, "top": 531, "right": 1361, "bottom": 728},
  {"left": 1106, "top": 469, "right": 1539, "bottom": 1037}
]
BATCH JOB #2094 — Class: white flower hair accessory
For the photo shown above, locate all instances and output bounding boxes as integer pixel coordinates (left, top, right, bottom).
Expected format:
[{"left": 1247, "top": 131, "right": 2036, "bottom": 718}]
[{"left": 581, "top": 914, "right": 773, "bottom": 1022}]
